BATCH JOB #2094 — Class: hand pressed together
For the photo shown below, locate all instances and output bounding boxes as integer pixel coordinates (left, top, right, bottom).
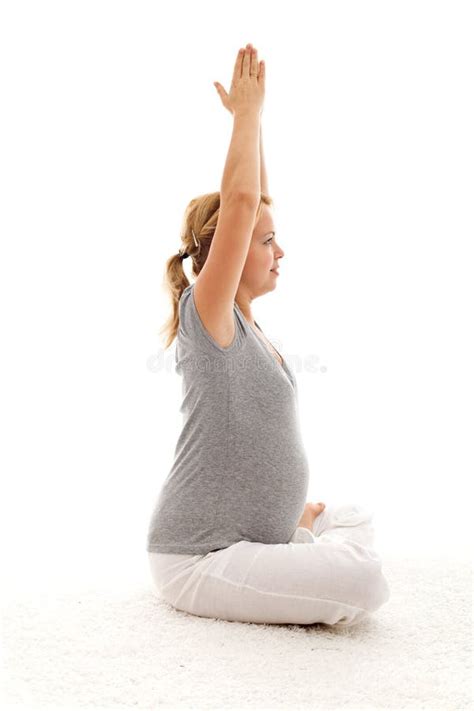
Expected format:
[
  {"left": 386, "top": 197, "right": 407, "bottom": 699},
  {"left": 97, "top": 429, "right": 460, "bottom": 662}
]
[{"left": 213, "top": 42, "right": 265, "bottom": 117}]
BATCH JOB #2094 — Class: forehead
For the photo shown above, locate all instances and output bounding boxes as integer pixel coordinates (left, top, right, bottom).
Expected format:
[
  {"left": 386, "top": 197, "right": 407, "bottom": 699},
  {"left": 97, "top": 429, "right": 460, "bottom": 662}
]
[{"left": 254, "top": 205, "right": 275, "bottom": 235}]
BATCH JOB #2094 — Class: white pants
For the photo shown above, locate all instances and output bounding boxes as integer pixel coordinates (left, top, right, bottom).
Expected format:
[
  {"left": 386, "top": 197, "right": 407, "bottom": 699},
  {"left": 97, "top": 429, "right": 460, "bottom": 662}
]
[{"left": 148, "top": 503, "right": 390, "bottom": 627}]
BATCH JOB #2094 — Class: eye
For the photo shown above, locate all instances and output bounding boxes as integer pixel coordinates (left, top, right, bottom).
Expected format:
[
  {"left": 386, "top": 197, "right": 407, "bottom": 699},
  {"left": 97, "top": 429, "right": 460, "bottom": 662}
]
[{"left": 264, "top": 236, "right": 273, "bottom": 244}]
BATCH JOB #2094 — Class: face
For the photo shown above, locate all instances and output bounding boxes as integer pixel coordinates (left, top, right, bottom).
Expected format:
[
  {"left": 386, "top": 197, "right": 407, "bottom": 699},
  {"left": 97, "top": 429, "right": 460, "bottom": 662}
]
[{"left": 239, "top": 205, "right": 285, "bottom": 298}]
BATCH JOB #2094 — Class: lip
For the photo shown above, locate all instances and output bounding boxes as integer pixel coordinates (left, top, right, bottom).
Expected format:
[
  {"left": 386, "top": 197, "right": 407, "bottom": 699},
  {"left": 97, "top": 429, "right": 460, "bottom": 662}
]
[{"left": 270, "top": 269, "right": 280, "bottom": 276}]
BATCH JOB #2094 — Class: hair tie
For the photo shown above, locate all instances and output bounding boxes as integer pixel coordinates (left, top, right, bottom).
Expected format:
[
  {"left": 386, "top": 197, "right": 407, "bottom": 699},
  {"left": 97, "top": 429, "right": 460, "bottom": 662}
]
[{"left": 178, "top": 229, "right": 200, "bottom": 260}]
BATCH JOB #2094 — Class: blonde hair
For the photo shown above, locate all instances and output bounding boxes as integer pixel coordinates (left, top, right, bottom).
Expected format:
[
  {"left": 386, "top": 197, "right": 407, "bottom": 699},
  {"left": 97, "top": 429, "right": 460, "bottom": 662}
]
[{"left": 158, "top": 191, "right": 273, "bottom": 350}]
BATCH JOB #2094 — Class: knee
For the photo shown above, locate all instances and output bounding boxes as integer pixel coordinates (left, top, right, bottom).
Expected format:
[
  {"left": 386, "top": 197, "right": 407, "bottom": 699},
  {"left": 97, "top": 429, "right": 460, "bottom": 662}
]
[{"left": 361, "top": 562, "right": 390, "bottom": 612}]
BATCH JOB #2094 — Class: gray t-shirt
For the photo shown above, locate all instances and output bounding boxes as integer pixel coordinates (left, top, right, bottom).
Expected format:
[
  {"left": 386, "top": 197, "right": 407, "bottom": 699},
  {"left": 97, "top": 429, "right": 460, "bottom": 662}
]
[{"left": 146, "top": 283, "right": 310, "bottom": 555}]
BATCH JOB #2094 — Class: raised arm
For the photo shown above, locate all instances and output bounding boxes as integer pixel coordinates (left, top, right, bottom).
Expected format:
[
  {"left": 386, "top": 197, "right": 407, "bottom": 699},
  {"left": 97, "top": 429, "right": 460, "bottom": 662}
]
[
  {"left": 193, "top": 44, "right": 265, "bottom": 348},
  {"left": 215, "top": 43, "right": 268, "bottom": 197},
  {"left": 260, "top": 121, "right": 269, "bottom": 197}
]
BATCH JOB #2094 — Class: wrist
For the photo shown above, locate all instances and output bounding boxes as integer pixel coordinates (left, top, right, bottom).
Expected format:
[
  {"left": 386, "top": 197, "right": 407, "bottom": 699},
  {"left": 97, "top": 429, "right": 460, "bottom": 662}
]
[{"left": 233, "top": 109, "right": 261, "bottom": 122}]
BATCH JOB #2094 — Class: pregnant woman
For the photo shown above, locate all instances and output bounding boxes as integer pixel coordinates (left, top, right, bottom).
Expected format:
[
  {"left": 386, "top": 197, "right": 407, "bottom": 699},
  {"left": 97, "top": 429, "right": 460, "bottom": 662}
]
[{"left": 146, "top": 43, "right": 390, "bottom": 627}]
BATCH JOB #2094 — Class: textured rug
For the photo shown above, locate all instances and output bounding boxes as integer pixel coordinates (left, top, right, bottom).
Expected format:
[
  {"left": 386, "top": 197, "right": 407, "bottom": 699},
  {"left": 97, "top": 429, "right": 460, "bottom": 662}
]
[{"left": 1, "top": 553, "right": 472, "bottom": 711}]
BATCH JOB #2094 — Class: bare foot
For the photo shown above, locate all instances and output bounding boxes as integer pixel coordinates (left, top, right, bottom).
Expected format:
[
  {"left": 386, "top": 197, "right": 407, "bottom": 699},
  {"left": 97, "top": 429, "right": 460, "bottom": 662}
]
[{"left": 297, "top": 502, "right": 326, "bottom": 531}]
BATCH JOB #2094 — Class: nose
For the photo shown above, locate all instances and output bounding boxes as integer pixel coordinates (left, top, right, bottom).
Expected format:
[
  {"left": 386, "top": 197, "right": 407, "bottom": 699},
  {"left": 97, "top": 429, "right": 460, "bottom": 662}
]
[{"left": 274, "top": 242, "right": 284, "bottom": 259}]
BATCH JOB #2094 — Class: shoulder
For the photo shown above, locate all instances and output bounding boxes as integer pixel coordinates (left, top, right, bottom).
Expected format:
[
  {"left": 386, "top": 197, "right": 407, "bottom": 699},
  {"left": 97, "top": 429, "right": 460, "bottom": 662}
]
[{"left": 178, "top": 283, "right": 246, "bottom": 355}]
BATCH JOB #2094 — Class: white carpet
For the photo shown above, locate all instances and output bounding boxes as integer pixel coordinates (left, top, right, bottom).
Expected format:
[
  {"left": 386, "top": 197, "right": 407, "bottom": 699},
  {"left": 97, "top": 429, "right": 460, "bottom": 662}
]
[{"left": 1, "top": 553, "right": 472, "bottom": 711}]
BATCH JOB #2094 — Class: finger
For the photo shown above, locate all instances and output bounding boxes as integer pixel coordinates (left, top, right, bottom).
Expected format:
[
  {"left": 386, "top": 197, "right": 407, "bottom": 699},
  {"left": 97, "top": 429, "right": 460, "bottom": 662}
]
[
  {"left": 214, "top": 82, "right": 232, "bottom": 111},
  {"left": 232, "top": 47, "right": 244, "bottom": 84},
  {"left": 258, "top": 60, "right": 265, "bottom": 82},
  {"left": 251, "top": 47, "right": 258, "bottom": 78},
  {"left": 243, "top": 44, "right": 251, "bottom": 77},
  {"left": 214, "top": 82, "right": 227, "bottom": 102}
]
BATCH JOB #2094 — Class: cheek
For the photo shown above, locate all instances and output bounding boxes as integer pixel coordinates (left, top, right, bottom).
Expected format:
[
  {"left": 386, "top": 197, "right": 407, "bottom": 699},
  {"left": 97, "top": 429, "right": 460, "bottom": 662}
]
[
  {"left": 244, "top": 247, "right": 271, "bottom": 275},
  {"left": 245, "top": 250, "right": 260, "bottom": 269},
  {"left": 258, "top": 254, "right": 272, "bottom": 273}
]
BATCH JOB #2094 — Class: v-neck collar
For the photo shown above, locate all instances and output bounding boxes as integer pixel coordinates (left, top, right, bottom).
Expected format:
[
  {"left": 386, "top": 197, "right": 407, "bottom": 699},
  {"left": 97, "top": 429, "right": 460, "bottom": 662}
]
[
  {"left": 253, "top": 320, "right": 285, "bottom": 369},
  {"left": 255, "top": 320, "right": 295, "bottom": 388},
  {"left": 233, "top": 302, "right": 295, "bottom": 389}
]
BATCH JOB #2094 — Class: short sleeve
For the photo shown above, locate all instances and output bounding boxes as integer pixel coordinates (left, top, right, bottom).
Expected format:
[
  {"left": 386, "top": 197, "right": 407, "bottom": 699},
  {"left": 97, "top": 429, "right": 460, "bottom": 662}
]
[{"left": 178, "top": 284, "right": 246, "bottom": 355}]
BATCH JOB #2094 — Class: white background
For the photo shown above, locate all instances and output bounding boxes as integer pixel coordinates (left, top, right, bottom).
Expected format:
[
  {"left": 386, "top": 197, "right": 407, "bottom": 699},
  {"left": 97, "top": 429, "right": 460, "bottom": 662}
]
[{"left": 1, "top": 0, "right": 472, "bottom": 596}]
